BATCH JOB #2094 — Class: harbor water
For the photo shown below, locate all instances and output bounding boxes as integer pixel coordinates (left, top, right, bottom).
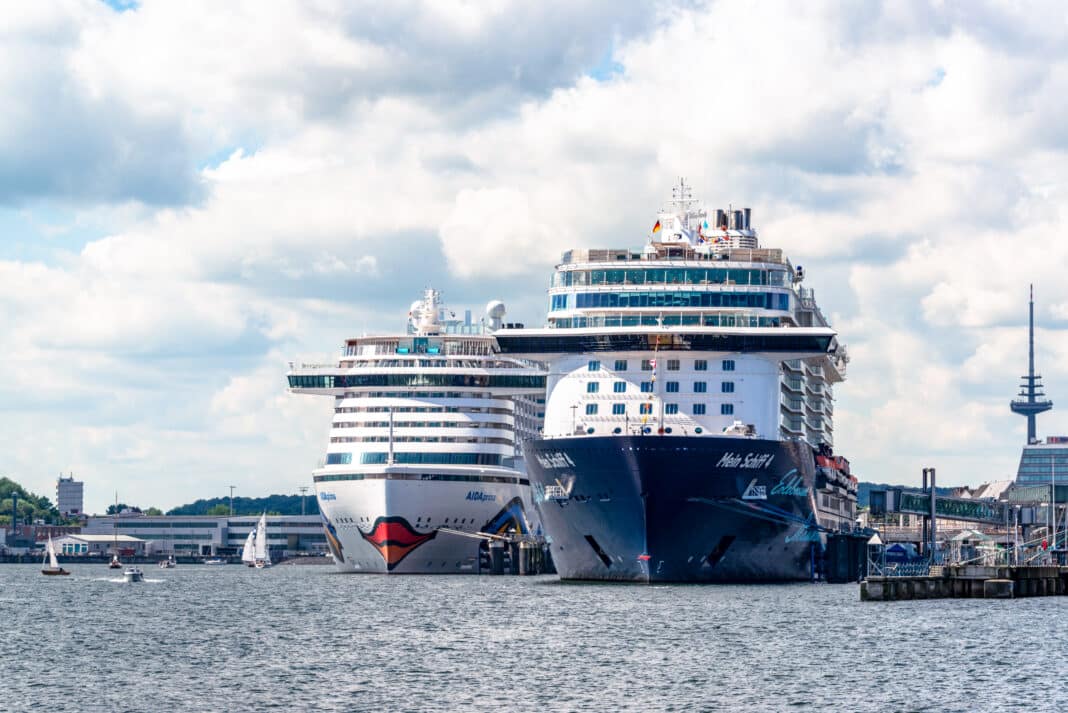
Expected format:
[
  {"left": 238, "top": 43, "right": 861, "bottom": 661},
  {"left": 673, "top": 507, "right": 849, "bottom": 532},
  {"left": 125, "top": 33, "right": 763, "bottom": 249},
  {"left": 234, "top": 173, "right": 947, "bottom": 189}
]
[{"left": 5, "top": 563, "right": 1066, "bottom": 712}]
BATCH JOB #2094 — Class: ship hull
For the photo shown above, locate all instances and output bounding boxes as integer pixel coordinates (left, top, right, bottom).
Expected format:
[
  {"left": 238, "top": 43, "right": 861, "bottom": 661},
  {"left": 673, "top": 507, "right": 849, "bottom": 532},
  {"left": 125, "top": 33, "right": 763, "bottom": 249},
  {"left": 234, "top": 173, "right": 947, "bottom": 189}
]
[
  {"left": 314, "top": 473, "right": 536, "bottom": 574},
  {"left": 526, "top": 435, "right": 824, "bottom": 582}
]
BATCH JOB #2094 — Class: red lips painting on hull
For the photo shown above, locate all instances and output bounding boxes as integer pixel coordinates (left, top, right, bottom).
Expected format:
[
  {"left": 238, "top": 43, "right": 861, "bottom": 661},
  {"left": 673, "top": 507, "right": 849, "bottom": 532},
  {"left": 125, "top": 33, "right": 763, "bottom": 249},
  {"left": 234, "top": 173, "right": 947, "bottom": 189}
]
[{"left": 358, "top": 516, "right": 437, "bottom": 570}]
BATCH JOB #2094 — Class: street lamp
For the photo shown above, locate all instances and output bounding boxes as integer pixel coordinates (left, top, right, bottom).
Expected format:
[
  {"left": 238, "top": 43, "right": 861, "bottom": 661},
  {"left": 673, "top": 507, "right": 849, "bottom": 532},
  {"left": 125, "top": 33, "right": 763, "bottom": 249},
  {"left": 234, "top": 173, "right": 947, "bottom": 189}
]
[
  {"left": 299, "top": 486, "right": 310, "bottom": 517},
  {"left": 229, "top": 486, "right": 236, "bottom": 517}
]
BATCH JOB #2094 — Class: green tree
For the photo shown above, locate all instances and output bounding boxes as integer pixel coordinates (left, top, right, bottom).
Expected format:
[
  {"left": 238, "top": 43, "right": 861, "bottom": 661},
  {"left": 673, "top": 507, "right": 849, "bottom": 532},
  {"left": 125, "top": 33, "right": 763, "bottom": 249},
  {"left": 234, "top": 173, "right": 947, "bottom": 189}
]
[
  {"left": 143, "top": 507, "right": 163, "bottom": 516},
  {"left": 205, "top": 504, "right": 231, "bottom": 516}
]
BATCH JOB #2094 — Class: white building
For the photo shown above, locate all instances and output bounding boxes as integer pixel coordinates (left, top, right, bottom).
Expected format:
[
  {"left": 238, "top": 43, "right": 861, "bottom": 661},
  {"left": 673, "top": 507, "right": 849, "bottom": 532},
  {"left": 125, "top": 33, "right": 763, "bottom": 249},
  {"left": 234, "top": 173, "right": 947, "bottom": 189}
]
[
  {"left": 53, "top": 534, "right": 146, "bottom": 556},
  {"left": 82, "top": 515, "right": 327, "bottom": 557}
]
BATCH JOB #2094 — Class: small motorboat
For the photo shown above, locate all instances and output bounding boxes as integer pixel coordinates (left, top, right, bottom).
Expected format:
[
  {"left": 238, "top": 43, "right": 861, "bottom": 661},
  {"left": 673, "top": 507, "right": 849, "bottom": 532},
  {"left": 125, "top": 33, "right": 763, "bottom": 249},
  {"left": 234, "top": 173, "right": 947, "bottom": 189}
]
[
  {"left": 41, "top": 537, "right": 71, "bottom": 576},
  {"left": 203, "top": 557, "right": 227, "bottom": 565},
  {"left": 108, "top": 555, "right": 122, "bottom": 569},
  {"left": 124, "top": 567, "right": 144, "bottom": 583},
  {"left": 158, "top": 556, "right": 176, "bottom": 569}
]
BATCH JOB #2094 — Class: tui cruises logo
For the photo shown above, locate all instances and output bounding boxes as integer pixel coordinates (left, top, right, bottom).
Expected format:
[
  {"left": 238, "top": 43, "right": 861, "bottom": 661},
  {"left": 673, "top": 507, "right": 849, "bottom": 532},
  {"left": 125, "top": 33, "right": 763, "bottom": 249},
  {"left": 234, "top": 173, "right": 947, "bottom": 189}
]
[
  {"left": 358, "top": 516, "right": 437, "bottom": 571},
  {"left": 741, "top": 478, "right": 767, "bottom": 500}
]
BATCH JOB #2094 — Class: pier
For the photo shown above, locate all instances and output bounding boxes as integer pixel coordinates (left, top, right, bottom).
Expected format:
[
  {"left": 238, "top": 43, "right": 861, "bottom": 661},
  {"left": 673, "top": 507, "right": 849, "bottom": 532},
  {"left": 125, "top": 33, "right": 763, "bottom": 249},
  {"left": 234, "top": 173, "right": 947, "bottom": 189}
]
[{"left": 861, "top": 565, "right": 1068, "bottom": 601}]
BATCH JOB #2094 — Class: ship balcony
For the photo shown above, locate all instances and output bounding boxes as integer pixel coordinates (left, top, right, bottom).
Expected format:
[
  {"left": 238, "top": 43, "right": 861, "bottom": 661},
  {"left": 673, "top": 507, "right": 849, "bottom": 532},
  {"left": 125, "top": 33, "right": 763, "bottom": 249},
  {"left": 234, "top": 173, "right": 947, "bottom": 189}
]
[
  {"left": 782, "top": 378, "right": 804, "bottom": 393},
  {"left": 805, "top": 399, "right": 825, "bottom": 414},
  {"left": 806, "top": 418, "right": 824, "bottom": 431},
  {"left": 804, "top": 381, "right": 824, "bottom": 395},
  {"left": 782, "top": 418, "right": 804, "bottom": 435},
  {"left": 782, "top": 359, "right": 803, "bottom": 373},
  {"left": 781, "top": 396, "right": 804, "bottom": 413},
  {"left": 804, "top": 362, "right": 824, "bottom": 377}
]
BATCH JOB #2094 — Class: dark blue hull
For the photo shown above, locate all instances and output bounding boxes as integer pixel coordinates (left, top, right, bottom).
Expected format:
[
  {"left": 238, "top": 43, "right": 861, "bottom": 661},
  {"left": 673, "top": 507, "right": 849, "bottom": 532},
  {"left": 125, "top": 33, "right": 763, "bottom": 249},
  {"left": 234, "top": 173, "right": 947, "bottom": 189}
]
[{"left": 526, "top": 435, "right": 825, "bottom": 582}]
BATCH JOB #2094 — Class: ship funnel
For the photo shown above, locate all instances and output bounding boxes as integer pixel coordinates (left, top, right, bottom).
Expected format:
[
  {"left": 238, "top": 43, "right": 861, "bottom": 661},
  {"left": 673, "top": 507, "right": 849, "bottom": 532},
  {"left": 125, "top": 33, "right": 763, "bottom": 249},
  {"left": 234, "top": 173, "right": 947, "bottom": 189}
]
[
  {"left": 715, "top": 209, "right": 727, "bottom": 229},
  {"left": 743, "top": 208, "right": 751, "bottom": 230}
]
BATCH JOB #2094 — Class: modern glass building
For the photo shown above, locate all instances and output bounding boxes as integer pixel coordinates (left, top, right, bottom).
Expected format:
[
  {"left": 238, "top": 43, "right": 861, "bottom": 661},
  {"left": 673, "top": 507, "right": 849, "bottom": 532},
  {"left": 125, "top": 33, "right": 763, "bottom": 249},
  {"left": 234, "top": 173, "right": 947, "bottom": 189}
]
[{"left": 1015, "top": 438, "right": 1068, "bottom": 485}]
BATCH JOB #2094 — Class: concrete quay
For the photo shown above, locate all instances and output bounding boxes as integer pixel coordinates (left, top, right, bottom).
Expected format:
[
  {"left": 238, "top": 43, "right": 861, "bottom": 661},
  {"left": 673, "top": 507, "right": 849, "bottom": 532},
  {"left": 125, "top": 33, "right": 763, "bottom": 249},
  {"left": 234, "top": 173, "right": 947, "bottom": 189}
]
[{"left": 861, "top": 565, "right": 1068, "bottom": 601}]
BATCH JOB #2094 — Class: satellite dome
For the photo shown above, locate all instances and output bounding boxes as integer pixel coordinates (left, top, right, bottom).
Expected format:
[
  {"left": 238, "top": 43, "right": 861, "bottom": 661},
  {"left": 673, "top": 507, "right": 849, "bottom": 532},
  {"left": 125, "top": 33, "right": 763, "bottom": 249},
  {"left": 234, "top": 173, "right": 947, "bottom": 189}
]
[{"left": 486, "top": 300, "right": 506, "bottom": 330}]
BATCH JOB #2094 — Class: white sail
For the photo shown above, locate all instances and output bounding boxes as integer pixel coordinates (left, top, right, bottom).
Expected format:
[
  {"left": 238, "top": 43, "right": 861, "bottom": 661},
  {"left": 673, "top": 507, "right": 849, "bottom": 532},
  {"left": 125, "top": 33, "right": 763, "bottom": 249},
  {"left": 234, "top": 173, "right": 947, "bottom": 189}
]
[
  {"left": 254, "top": 513, "right": 270, "bottom": 564},
  {"left": 47, "top": 537, "right": 59, "bottom": 569},
  {"left": 241, "top": 530, "right": 256, "bottom": 563}
]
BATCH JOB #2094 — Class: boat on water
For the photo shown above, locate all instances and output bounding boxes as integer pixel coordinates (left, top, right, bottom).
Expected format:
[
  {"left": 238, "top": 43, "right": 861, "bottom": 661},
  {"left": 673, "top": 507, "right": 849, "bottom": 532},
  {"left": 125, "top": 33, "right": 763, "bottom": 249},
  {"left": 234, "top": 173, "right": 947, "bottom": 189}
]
[
  {"left": 158, "top": 556, "right": 176, "bottom": 569},
  {"left": 493, "top": 181, "right": 861, "bottom": 583},
  {"left": 253, "top": 513, "right": 272, "bottom": 569},
  {"left": 41, "top": 537, "right": 70, "bottom": 576},
  {"left": 241, "top": 529, "right": 257, "bottom": 567},
  {"left": 108, "top": 555, "right": 122, "bottom": 569},
  {"left": 124, "top": 566, "right": 144, "bottom": 583},
  {"left": 287, "top": 288, "right": 547, "bottom": 573},
  {"left": 202, "top": 558, "right": 227, "bottom": 565}
]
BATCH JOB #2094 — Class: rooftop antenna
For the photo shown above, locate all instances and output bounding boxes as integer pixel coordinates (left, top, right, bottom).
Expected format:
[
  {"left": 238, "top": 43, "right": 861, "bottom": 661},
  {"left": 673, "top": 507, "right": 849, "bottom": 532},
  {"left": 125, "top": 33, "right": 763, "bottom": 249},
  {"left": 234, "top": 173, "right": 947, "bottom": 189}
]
[
  {"left": 669, "top": 177, "right": 698, "bottom": 216},
  {"left": 1010, "top": 284, "right": 1053, "bottom": 444}
]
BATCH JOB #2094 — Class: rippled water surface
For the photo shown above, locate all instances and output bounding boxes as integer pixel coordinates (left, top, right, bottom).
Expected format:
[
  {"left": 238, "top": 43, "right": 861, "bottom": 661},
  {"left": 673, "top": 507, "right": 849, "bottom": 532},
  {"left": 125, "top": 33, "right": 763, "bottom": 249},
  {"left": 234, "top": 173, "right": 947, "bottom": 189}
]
[{"left": 4, "top": 563, "right": 1066, "bottom": 712}]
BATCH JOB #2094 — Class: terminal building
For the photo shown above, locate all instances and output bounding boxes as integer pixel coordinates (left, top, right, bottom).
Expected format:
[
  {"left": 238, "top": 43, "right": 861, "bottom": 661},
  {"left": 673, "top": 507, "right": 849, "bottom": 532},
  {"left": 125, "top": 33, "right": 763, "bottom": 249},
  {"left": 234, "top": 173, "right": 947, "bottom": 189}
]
[{"left": 82, "top": 515, "right": 328, "bottom": 557}]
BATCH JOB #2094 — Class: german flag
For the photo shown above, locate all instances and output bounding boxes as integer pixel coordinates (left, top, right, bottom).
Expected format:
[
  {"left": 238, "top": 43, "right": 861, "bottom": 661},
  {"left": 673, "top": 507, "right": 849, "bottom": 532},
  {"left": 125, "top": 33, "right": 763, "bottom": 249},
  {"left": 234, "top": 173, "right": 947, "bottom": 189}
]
[{"left": 652, "top": 220, "right": 661, "bottom": 233}]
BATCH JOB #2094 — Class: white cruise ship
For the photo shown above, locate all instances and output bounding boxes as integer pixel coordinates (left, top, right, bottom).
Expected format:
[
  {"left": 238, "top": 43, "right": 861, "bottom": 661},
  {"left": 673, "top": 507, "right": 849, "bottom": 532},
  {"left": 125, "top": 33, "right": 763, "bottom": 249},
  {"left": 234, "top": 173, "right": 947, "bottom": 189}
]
[
  {"left": 288, "top": 289, "right": 546, "bottom": 573},
  {"left": 494, "top": 181, "right": 861, "bottom": 582}
]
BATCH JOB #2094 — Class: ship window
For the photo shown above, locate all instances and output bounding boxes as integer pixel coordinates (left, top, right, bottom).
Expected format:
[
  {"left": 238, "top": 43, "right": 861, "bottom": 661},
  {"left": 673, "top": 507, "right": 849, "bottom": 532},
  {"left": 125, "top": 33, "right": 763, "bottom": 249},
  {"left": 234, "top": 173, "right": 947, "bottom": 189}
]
[
  {"left": 614, "top": 360, "right": 628, "bottom": 371},
  {"left": 587, "top": 382, "right": 599, "bottom": 393},
  {"left": 588, "top": 360, "right": 600, "bottom": 372},
  {"left": 641, "top": 360, "right": 653, "bottom": 371},
  {"left": 722, "top": 360, "right": 736, "bottom": 371},
  {"left": 665, "top": 382, "right": 679, "bottom": 393},
  {"left": 640, "top": 382, "right": 654, "bottom": 393},
  {"left": 665, "top": 404, "right": 679, "bottom": 415},
  {"left": 612, "top": 381, "right": 626, "bottom": 393},
  {"left": 695, "top": 360, "right": 708, "bottom": 371},
  {"left": 612, "top": 404, "right": 626, "bottom": 415},
  {"left": 694, "top": 381, "right": 707, "bottom": 393},
  {"left": 325, "top": 453, "right": 352, "bottom": 465},
  {"left": 666, "top": 360, "right": 680, "bottom": 371},
  {"left": 722, "top": 381, "right": 735, "bottom": 393},
  {"left": 693, "top": 404, "right": 706, "bottom": 415},
  {"left": 585, "top": 404, "right": 598, "bottom": 415},
  {"left": 639, "top": 403, "right": 653, "bottom": 415},
  {"left": 721, "top": 404, "right": 734, "bottom": 415}
]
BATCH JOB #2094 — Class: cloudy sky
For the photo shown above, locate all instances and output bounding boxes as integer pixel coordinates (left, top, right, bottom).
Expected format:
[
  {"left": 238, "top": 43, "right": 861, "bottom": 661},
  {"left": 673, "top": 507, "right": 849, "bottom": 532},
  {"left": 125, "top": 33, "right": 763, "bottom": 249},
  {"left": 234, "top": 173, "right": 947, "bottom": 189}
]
[{"left": 4, "top": 0, "right": 1068, "bottom": 513}]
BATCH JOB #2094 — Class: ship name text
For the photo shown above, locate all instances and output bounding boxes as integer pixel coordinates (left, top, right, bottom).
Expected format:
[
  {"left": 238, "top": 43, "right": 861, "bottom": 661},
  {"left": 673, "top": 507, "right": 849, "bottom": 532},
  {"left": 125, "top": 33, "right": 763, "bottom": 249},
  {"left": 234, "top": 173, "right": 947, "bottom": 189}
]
[
  {"left": 716, "top": 452, "right": 775, "bottom": 470},
  {"left": 535, "top": 451, "right": 577, "bottom": 470}
]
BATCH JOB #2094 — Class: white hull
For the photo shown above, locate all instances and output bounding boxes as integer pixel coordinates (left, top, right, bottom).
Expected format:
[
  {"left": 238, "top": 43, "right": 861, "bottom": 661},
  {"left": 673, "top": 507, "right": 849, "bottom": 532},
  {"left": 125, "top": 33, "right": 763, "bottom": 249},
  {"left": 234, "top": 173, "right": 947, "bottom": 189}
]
[{"left": 316, "top": 469, "right": 537, "bottom": 574}]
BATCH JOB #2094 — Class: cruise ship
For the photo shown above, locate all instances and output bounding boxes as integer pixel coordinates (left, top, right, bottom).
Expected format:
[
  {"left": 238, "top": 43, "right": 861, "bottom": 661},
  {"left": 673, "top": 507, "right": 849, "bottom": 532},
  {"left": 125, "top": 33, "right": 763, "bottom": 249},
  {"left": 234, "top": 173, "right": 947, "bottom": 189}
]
[
  {"left": 494, "top": 181, "right": 859, "bottom": 582},
  {"left": 287, "top": 289, "right": 546, "bottom": 573}
]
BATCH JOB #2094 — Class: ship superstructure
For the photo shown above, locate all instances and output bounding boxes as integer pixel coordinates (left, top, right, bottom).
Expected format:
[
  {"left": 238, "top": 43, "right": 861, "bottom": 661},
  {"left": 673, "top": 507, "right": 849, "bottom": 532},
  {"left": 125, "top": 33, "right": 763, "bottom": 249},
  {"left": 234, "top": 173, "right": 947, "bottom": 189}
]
[
  {"left": 288, "top": 289, "right": 546, "bottom": 573},
  {"left": 494, "top": 181, "right": 859, "bottom": 582}
]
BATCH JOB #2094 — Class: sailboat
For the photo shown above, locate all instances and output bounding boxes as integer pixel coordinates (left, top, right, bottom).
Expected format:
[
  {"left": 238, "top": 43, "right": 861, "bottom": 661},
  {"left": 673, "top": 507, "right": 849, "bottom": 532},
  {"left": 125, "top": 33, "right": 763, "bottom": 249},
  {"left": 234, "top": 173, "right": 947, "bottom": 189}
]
[
  {"left": 109, "top": 492, "right": 122, "bottom": 568},
  {"left": 254, "top": 513, "right": 272, "bottom": 568},
  {"left": 241, "top": 530, "right": 256, "bottom": 567},
  {"left": 41, "top": 537, "right": 70, "bottom": 576}
]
